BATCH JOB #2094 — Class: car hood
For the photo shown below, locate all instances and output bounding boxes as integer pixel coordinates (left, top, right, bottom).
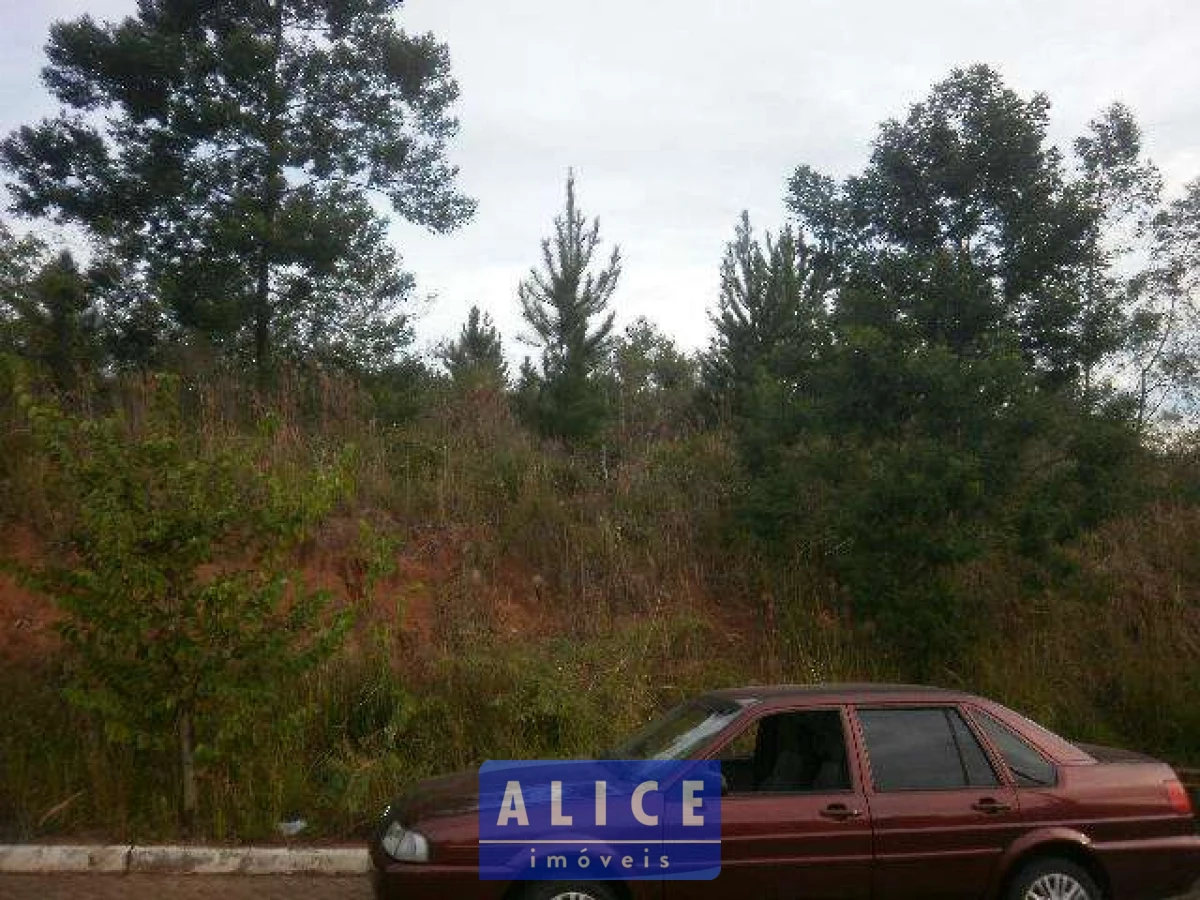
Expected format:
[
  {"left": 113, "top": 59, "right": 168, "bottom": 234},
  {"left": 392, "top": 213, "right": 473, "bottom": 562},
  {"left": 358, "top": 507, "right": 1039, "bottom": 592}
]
[
  {"left": 392, "top": 770, "right": 480, "bottom": 823},
  {"left": 389, "top": 760, "right": 652, "bottom": 827}
]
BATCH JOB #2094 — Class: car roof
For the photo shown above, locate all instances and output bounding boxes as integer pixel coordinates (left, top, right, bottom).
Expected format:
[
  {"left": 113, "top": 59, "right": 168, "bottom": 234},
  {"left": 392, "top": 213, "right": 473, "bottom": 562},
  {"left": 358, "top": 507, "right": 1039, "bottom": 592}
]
[
  {"left": 703, "top": 683, "right": 979, "bottom": 707},
  {"left": 697, "top": 684, "right": 1093, "bottom": 764}
]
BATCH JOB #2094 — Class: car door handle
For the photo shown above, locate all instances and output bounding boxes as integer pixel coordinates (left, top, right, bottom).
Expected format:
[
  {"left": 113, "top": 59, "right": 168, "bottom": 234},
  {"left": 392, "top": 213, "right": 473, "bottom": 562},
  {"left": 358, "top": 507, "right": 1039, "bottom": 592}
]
[
  {"left": 971, "top": 798, "right": 1011, "bottom": 814},
  {"left": 819, "top": 803, "right": 863, "bottom": 821}
]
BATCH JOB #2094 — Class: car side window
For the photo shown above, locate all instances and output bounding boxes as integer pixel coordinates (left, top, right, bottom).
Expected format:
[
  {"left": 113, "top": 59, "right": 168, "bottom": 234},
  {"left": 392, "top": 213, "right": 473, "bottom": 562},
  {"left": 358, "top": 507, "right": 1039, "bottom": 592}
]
[
  {"left": 718, "top": 710, "right": 852, "bottom": 794},
  {"left": 971, "top": 708, "right": 1057, "bottom": 787},
  {"left": 858, "top": 707, "right": 999, "bottom": 791},
  {"left": 948, "top": 707, "right": 999, "bottom": 787}
]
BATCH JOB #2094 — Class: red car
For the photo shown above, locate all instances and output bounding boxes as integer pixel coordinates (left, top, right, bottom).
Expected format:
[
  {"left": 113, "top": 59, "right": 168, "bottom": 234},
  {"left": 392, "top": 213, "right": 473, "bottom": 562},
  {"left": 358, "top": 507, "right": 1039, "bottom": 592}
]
[{"left": 370, "top": 684, "right": 1200, "bottom": 900}]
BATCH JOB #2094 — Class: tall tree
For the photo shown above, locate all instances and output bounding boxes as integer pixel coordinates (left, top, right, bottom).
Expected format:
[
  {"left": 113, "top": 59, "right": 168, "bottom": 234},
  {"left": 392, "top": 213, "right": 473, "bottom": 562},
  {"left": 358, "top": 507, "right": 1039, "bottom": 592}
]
[
  {"left": 1072, "top": 103, "right": 1166, "bottom": 419},
  {"left": 1149, "top": 179, "right": 1200, "bottom": 424},
  {"left": 610, "top": 316, "right": 696, "bottom": 443},
  {"left": 744, "top": 66, "right": 1151, "bottom": 670},
  {"left": 782, "top": 66, "right": 1147, "bottom": 442},
  {"left": 0, "top": 229, "right": 102, "bottom": 389},
  {"left": 808, "top": 65, "right": 1103, "bottom": 377},
  {"left": 0, "top": 223, "right": 48, "bottom": 351},
  {"left": 702, "top": 211, "right": 831, "bottom": 430},
  {"left": 2, "top": 0, "right": 474, "bottom": 381},
  {"left": 518, "top": 171, "right": 621, "bottom": 442},
  {"left": 24, "top": 252, "right": 99, "bottom": 391},
  {"left": 437, "top": 305, "right": 508, "bottom": 388}
]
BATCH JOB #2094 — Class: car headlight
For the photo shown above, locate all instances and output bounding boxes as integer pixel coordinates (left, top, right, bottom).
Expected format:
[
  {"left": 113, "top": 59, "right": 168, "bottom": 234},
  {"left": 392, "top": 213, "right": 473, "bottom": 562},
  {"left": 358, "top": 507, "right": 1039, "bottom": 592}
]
[{"left": 381, "top": 819, "right": 431, "bottom": 862}]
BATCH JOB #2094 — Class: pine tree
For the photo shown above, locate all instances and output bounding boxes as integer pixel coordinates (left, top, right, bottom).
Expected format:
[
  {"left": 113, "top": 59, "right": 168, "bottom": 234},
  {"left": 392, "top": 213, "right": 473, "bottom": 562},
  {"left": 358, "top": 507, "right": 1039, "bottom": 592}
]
[
  {"left": 0, "top": 232, "right": 101, "bottom": 391},
  {"left": 702, "top": 212, "right": 829, "bottom": 424},
  {"left": 518, "top": 171, "right": 621, "bottom": 442},
  {"left": 2, "top": 0, "right": 474, "bottom": 381},
  {"left": 0, "top": 223, "right": 47, "bottom": 352},
  {"left": 27, "top": 252, "right": 99, "bottom": 391},
  {"left": 437, "top": 305, "right": 508, "bottom": 388}
]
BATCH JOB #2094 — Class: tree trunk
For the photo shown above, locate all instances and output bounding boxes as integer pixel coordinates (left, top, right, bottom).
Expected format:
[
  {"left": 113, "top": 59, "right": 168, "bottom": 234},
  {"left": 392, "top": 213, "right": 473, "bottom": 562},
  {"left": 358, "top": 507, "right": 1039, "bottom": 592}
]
[
  {"left": 254, "top": 0, "right": 287, "bottom": 390},
  {"left": 255, "top": 251, "right": 271, "bottom": 389},
  {"left": 179, "top": 706, "right": 197, "bottom": 833}
]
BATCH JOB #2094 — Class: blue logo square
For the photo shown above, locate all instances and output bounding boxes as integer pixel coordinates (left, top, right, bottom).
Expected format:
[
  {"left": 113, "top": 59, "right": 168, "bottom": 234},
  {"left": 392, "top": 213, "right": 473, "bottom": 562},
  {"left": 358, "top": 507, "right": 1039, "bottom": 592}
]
[{"left": 478, "top": 759, "right": 721, "bottom": 880}]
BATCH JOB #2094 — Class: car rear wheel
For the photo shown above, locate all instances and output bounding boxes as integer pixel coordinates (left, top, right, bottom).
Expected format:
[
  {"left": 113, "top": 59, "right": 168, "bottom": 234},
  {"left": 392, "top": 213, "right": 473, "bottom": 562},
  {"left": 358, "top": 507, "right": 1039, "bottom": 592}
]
[
  {"left": 1007, "top": 858, "right": 1102, "bottom": 900},
  {"left": 522, "top": 883, "right": 620, "bottom": 900}
]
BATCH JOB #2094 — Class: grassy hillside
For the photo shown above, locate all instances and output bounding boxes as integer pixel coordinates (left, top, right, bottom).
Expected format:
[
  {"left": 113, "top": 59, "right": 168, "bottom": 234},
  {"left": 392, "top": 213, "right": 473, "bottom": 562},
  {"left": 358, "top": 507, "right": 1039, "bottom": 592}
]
[{"left": 0, "top": 366, "right": 1197, "bottom": 841}]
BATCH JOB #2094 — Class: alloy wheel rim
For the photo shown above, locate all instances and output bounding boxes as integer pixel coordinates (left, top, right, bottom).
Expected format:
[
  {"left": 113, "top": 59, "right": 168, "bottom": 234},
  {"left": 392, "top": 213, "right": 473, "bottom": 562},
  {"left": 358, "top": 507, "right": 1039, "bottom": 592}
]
[{"left": 1025, "top": 872, "right": 1090, "bottom": 900}]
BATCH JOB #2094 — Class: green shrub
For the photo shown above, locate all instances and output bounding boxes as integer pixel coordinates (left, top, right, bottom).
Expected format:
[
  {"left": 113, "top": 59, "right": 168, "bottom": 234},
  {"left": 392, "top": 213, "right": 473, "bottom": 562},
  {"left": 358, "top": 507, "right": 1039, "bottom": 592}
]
[{"left": 14, "top": 376, "right": 353, "bottom": 832}]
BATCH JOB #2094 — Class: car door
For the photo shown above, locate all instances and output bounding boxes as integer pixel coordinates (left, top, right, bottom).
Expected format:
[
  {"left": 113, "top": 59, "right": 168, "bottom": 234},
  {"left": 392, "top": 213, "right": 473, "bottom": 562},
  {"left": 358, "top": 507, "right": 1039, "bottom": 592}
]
[
  {"left": 851, "top": 705, "right": 1024, "bottom": 900},
  {"left": 666, "top": 705, "right": 873, "bottom": 900}
]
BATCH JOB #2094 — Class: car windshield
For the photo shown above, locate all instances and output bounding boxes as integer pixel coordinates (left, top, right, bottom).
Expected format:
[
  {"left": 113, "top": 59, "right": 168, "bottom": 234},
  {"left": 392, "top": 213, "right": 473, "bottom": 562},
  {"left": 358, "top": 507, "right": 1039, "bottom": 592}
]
[{"left": 611, "top": 697, "right": 751, "bottom": 760}]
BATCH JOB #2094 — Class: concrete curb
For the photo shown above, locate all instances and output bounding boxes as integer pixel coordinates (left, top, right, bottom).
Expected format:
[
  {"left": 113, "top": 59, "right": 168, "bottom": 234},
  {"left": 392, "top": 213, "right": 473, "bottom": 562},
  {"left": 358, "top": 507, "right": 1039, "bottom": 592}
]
[
  {"left": 0, "top": 844, "right": 370, "bottom": 876},
  {"left": 0, "top": 845, "right": 131, "bottom": 874}
]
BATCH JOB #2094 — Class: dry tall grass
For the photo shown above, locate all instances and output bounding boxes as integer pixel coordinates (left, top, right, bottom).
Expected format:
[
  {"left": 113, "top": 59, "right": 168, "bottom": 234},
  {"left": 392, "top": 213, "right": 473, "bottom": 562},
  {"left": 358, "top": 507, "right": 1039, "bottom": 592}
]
[{"left": 0, "top": 363, "right": 1196, "bottom": 840}]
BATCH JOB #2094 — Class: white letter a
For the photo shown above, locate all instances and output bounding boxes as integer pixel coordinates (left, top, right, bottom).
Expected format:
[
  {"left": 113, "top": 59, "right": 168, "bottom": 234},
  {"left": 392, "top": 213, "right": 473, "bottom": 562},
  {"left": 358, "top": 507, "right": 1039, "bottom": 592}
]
[{"left": 498, "top": 780, "right": 529, "bottom": 826}]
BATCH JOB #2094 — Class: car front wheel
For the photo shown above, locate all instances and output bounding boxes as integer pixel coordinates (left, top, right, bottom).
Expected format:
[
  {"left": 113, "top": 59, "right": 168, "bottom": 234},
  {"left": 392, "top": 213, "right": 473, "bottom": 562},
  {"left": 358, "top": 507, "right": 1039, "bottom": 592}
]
[
  {"left": 1007, "top": 858, "right": 1102, "bottom": 900},
  {"left": 522, "top": 882, "right": 620, "bottom": 900}
]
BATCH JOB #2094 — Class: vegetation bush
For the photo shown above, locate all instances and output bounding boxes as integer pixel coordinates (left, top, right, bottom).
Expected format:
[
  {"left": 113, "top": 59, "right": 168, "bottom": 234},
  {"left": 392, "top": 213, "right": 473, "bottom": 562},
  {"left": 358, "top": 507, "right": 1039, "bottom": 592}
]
[
  {"left": 1, "top": 370, "right": 1195, "bottom": 841},
  {"left": 0, "top": 3, "right": 1196, "bottom": 840}
]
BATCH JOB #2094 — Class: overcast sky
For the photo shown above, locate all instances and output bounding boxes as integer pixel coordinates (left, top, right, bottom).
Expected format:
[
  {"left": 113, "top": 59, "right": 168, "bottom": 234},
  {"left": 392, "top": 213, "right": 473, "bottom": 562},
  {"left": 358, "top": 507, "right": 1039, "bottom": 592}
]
[{"left": 2, "top": 0, "right": 1199, "bottom": 360}]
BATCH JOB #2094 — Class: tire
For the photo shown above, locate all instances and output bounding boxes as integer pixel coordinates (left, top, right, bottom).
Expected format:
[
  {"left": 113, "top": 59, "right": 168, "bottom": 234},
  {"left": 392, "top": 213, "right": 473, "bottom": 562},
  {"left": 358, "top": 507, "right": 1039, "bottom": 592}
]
[
  {"left": 522, "top": 882, "right": 621, "bottom": 900},
  {"left": 1006, "top": 857, "right": 1102, "bottom": 900}
]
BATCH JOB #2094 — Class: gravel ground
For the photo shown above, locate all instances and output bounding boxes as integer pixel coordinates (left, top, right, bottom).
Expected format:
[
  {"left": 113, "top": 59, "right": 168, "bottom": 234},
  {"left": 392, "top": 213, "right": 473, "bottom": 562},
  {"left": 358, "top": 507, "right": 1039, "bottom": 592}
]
[{"left": 0, "top": 875, "right": 373, "bottom": 900}]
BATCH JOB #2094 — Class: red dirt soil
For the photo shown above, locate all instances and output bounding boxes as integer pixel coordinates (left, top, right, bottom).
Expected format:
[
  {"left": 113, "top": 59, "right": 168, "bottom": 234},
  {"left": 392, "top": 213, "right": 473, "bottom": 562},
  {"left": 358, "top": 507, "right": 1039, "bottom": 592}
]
[
  {"left": 0, "top": 518, "right": 572, "bottom": 667},
  {"left": 0, "top": 526, "right": 60, "bottom": 663}
]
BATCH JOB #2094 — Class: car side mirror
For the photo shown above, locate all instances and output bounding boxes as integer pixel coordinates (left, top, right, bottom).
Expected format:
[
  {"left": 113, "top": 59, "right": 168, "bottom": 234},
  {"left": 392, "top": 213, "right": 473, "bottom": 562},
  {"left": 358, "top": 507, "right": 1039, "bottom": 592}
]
[{"left": 720, "top": 773, "right": 729, "bottom": 796}]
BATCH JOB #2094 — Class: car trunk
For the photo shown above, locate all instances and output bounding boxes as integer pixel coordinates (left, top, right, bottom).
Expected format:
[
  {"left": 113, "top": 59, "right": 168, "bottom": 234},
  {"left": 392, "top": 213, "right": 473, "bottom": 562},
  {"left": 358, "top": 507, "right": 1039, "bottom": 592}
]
[
  {"left": 1074, "top": 741, "right": 1162, "bottom": 764},
  {"left": 1072, "top": 745, "right": 1199, "bottom": 833}
]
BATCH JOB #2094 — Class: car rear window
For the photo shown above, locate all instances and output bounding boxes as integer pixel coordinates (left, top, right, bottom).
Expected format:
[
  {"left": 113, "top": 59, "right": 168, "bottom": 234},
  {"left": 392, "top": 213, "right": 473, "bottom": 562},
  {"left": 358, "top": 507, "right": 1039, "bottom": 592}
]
[
  {"left": 971, "top": 708, "right": 1057, "bottom": 787},
  {"left": 979, "top": 704, "right": 1095, "bottom": 764},
  {"left": 858, "top": 707, "right": 999, "bottom": 791}
]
